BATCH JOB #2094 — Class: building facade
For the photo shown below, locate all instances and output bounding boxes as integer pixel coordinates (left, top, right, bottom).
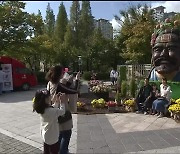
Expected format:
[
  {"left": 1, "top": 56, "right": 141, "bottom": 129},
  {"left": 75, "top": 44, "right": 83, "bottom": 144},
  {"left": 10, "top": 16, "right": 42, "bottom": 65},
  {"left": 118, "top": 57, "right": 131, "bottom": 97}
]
[
  {"left": 152, "top": 6, "right": 177, "bottom": 21},
  {"left": 94, "top": 18, "right": 113, "bottom": 40},
  {"left": 152, "top": 6, "right": 165, "bottom": 21}
]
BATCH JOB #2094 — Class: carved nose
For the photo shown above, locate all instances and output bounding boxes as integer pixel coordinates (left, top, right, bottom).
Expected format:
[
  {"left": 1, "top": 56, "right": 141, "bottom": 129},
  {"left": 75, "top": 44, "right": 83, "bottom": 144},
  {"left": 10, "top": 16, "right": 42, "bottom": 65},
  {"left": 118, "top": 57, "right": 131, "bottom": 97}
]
[{"left": 160, "top": 48, "right": 169, "bottom": 56}]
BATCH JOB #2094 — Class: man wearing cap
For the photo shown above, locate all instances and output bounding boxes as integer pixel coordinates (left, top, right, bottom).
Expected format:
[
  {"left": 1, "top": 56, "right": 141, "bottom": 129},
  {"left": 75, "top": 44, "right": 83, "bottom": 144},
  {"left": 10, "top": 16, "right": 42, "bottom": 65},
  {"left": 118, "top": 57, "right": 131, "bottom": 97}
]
[{"left": 149, "top": 18, "right": 180, "bottom": 82}]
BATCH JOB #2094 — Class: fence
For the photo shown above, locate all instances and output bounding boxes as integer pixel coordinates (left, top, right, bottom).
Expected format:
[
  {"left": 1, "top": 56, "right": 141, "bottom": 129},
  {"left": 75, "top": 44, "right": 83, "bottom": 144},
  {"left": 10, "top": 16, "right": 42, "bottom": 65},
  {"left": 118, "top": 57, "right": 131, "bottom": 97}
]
[{"left": 117, "top": 64, "right": 152, "bottom": 80}]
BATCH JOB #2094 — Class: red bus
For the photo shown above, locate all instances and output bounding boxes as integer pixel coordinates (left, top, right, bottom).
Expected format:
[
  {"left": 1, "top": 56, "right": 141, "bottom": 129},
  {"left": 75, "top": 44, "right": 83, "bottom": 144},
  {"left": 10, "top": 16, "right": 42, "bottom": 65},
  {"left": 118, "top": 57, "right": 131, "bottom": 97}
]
[{"left": 0, "top": 56, "right": 38, "bottom": 90}]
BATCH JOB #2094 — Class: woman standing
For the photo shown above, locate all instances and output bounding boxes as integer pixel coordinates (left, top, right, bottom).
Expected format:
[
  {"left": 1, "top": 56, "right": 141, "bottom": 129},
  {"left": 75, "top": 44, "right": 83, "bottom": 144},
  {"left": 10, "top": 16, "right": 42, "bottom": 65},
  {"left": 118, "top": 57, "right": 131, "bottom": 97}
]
[
  {"left": 45, "top": 65, "right": 80, "bottom": 154},
  {"left": 33, "top": 89, "right": 66, "bottom": 154}
]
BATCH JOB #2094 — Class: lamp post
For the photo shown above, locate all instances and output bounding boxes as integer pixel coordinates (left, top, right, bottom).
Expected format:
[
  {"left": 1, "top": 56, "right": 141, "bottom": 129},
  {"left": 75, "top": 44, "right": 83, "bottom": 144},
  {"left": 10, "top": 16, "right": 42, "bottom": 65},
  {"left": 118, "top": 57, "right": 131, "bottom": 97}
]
[{"left": 78, "top": 55, "right": 82, "bottom": 72}]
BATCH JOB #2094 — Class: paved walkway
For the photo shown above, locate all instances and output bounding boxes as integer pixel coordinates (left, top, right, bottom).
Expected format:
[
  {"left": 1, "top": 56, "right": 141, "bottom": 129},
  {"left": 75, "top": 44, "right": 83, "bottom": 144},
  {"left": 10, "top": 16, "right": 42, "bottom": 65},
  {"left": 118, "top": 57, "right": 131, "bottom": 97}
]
[{"left": 0, "top": 82, "right": 180, "bottom": 153}]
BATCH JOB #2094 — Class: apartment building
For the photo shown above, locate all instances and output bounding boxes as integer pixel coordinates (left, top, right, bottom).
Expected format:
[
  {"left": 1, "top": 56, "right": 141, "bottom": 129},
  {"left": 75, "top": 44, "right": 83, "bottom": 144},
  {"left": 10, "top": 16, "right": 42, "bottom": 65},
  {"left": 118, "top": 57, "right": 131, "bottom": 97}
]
[
  {"left": 153, "top": 6, "right": 177, "bottom": 21},
  {"left": 94, "top": 18, "right": 113, "bottom": 40},
  {"left": 152, "top": 6, "right": 165, "bottom": 21}
]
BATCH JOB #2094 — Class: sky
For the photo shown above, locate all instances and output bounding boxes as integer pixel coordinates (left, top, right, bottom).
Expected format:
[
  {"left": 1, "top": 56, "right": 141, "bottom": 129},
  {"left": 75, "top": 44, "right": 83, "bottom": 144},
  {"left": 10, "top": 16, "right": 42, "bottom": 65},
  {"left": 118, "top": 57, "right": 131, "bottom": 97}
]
[{"left": 23, "top": 1, "right": 180, "bottom": 30}]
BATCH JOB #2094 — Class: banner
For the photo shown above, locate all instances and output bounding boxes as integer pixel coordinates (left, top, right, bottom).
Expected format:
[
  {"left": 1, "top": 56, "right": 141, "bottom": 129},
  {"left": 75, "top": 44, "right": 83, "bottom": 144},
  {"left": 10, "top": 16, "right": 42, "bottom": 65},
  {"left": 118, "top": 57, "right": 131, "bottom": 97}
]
[{"left": 1, "top": 64, "right": 13, "bottom": 91}]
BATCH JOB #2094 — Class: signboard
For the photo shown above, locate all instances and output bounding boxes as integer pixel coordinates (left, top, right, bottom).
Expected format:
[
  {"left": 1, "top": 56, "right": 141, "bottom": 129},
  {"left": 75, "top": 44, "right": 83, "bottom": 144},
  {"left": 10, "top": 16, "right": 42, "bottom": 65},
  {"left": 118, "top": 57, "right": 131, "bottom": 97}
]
[{"left": 1, "top": 64, "right": 13, "bottom": 91}]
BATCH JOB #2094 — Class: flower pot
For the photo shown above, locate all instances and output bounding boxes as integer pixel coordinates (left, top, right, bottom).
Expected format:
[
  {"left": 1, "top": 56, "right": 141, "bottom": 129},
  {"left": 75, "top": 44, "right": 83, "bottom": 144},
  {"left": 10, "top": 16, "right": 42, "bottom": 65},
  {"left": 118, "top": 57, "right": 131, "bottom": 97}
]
[{"left": 125, "top": 106, "right": 135, "bottom": 112}]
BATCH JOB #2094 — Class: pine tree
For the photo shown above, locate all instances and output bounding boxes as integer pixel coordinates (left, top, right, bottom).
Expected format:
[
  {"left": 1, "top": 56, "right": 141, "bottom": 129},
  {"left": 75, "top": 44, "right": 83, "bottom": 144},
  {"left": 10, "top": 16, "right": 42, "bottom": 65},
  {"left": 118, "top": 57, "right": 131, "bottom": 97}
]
[
  {"left": 70, "top": 1, "right": 80, "bottom": 47},
  {"left": 54, "top": 2, "right": 68, "bottom": 44},
  {"left": 79, "top": 1, "right": 94, "bottom": 45},
  {"left": 78, "top": 1, "right": 95, "bottom": 71},
  {"left": 44, "top": 3, "right": 55, "bottom": 37}
]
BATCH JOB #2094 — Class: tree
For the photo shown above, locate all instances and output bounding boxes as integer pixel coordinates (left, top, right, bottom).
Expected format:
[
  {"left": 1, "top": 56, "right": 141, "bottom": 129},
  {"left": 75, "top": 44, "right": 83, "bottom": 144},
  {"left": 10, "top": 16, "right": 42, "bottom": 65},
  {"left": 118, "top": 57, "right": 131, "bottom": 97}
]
[
  {"left": 54, "top": 2, "right": 68, "bottom": 44},
  {"left": 0, "top": 1, "right": 44, "bottom": 57},
  {"left": 115, "top": 4, "right": 155, "bottom": 64},
  {"left": 79, "top": 1, "right": 94, "bottom": 44},
  {"left": 44, "top": 3, "right": 55, "bottom": 37},
  {"left": 27, "top": 12, "right": 44, "bottom": 37},
  {"left": 69, "top": 1, "right": 80, "bottom": 47},
  {"left": 61, "top": 24, "right": 76, "bottom": 67},
  {"left": 78, "top": 1, "right": 95, "bottom": 71},
  {"left": 0, "top": 1, "right": 31, "bottom": 53}
]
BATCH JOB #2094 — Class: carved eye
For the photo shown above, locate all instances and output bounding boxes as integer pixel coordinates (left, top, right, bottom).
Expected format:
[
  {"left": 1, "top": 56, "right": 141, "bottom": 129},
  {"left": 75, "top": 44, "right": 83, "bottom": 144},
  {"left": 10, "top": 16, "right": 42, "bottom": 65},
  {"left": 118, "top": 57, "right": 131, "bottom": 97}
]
[
  {"left": 153, "top": 47, "right": 162, "bottom": 53},
  {"left": 167, "top": 46, "right": 176, "bottom": 52}
]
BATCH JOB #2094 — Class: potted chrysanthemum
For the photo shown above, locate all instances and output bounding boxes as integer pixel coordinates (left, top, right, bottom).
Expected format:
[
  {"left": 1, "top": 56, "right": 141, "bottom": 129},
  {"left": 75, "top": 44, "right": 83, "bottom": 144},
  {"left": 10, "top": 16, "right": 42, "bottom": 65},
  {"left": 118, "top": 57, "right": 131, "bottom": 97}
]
[
  {"left": 91, "top": 98, "right": 106, "bottom": 108},
  {"left": 123, "top": 99, "right": 136, "bottom": 112},
  {"left": 77, "top": 101, "right": 86, "bottom": 111},
  {"left": 168, "top": 98, "right": 180, "bottom": 120}
]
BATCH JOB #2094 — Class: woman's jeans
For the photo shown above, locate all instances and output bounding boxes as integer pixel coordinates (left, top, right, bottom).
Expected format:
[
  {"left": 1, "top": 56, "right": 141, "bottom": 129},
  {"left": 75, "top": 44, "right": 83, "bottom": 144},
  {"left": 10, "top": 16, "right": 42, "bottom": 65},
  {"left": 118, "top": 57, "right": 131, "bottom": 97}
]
[
  {"left": 152, "top": 99, "right": 169, "bottom": 113},
  {"left": 59, "top": 129, "right": 72, "bottom": 154}
]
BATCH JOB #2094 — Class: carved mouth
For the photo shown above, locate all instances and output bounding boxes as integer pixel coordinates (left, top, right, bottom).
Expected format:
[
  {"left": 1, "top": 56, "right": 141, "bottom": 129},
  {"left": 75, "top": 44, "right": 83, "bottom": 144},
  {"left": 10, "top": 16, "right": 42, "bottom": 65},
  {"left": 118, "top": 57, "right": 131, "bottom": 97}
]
[
  {"left": 154, "top": 58, "right": 178, "bottom": 74},
  {"left": 154, "top": 58, "right": 176, "bottom": 67}
]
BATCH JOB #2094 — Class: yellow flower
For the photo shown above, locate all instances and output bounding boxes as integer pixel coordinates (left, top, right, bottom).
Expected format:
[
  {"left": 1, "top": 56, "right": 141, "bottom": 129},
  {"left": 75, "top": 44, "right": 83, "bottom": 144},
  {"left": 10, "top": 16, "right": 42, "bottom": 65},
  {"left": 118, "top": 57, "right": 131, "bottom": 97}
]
[
  {"left": 32, "top": 97, "right": 35, "bottom": 103},
  {"left": 175, "top": 98, "right": 180, "bottom": 104},
  {"left": 124, "top": 99, "right": 135, "bottom": 107}
]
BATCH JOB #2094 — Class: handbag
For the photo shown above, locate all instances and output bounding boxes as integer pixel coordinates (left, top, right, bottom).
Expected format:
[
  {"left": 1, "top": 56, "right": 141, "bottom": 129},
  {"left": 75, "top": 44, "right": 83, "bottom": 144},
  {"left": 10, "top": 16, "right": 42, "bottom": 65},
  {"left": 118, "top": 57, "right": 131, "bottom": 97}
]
[{"left": 58, "top": 110, "right": 72, "bottom": 124}]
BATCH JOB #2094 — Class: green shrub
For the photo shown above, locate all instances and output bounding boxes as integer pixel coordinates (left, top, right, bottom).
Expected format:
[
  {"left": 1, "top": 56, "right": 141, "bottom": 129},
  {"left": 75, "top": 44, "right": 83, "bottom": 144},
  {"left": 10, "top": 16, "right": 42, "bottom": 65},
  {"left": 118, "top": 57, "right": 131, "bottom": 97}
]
[
  {"left": 82, "top": 71, "right": 91, "bottom": 80},
  {"left": 115, "top": 92, "right": 121, "bottom": 105},
  {"left": 129, "top": 78, "right": 136, "bottom": 98},
  {"left": 96, "top": 72, "right": 109, "bottom": 80},
  {"left": 119, "top": 66, "right": 127, "bottom": 83},
  {"left": 121, "top": 80, "right": 127, "bottom": 98}
]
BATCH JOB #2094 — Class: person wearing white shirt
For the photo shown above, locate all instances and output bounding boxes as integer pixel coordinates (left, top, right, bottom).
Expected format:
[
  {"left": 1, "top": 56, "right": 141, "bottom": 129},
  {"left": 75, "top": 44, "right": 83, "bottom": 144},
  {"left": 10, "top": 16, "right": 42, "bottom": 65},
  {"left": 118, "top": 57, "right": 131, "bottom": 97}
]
[
  {"left": 33, "top": 89, "right": 66, "bottom": 154},
  {"left": 110, "top": 69, "right": 115, "bottom": 85},
  {"left": 114, "top": 70, "right": 119, "bottom": 85},
  {"left": 152, "top": 78, "right": 172, "bottom": 118}
]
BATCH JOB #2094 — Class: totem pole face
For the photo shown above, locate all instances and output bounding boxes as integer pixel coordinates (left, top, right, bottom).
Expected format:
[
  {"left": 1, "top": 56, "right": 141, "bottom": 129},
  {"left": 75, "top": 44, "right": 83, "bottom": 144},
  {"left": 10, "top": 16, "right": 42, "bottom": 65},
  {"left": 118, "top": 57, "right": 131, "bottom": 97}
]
[
  {"left": 152, "top": 33, "right": 180, "bottom": 74},
  {"left": 151, "top": 19, "right": 180, "bottom": 75}
]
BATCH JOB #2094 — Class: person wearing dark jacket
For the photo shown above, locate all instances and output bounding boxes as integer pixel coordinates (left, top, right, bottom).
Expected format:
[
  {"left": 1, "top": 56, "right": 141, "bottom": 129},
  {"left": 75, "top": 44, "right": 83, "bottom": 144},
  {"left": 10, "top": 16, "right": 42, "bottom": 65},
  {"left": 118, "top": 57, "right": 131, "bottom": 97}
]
[{"left": 135, "top": 78, "right": 153, "bottom": 114}]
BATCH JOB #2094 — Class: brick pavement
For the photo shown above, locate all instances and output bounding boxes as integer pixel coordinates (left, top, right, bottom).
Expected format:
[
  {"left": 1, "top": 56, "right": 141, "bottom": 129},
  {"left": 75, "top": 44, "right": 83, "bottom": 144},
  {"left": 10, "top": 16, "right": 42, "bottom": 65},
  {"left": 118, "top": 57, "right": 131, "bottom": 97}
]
[
  {"left": 0, "top": 132, "right": 41, "bottom": 153},
  {"left": 0, "top": 82, "right": 180, "bottom": 153}
]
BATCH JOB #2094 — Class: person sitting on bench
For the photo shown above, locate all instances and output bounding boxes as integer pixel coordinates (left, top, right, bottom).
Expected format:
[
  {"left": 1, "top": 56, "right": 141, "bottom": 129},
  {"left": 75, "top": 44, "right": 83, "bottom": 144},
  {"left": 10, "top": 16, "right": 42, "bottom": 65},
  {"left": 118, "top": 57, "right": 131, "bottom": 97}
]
[{"left": 135, "top": 78, "right": 153, "bottom": 114}]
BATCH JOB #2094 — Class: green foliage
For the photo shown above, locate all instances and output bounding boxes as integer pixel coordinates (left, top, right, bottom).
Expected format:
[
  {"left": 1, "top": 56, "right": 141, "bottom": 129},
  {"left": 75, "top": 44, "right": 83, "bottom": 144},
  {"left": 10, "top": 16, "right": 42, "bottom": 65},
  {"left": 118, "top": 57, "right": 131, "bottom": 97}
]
[
  {"left": 44, "top": 3, "right": 55, "bottom": 37},
  {"left": 129, "top": 78, "right": 136, "bottom": 98},
  {"left": 54, "top": 2, "right": 68, "bottom": 44},
  {"left": 0, "top": 1, "right": 33, "bottom": 52},
  {"left": 78, "top": 1, "right": 95, "bottom": 71},
  {"left": 119, "top": 65, "right": 127, "bottom": 83},
  {"left": 82, "top": 71, "right": 91, "bottom": 80},
  {"left": 96, "top": 72, "right": 109, "bottom": 80},
  {"left": 70, "top": 1, "right": 80, "bottom": 47},
  {"left": 115, "top": 92, "right": 121, "bottom": 104},
  {"left": 36, "top": 71, "right": 47, "bottom": 84},
  {"left": 121, "top": 80, "right": 127, "bottom": 98},
  {"left": 115, "top": 4, "right": 155, "bottom": 64}
]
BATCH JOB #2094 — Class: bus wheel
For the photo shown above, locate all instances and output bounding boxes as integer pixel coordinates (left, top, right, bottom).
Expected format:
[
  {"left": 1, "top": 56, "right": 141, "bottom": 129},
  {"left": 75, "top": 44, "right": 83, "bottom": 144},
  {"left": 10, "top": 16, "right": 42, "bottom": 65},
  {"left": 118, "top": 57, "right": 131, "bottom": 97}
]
[{"left": 22, "top": 83, "right": 30, "bottom": 91}]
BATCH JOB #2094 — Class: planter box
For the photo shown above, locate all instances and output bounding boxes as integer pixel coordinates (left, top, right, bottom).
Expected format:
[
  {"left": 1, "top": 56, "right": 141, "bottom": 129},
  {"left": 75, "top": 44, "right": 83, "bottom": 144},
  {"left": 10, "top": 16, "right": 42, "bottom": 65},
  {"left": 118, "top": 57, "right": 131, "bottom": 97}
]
[
  {"left": 125, "top": 106, "right": 135, "bottom": 112},
  {"left": 108, "top": 106, "right": 115, "bottom": 112}
]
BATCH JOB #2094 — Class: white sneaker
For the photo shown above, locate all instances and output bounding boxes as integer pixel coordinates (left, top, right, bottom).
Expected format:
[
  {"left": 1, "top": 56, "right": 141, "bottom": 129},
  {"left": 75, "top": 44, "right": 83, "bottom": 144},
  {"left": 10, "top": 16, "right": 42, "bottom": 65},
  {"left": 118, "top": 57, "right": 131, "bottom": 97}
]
[
  {"left": 144, "top": 112, "right": 148, "bottom": 115},
  {"left": 158, "top": 113, "right": 163, "bottom": 118}
]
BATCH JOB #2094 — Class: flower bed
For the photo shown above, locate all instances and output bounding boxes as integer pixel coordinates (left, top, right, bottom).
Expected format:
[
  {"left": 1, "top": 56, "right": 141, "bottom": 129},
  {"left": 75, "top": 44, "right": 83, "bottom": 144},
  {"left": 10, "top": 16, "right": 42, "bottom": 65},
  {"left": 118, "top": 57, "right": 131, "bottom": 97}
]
[
  {"left": 75, "top": 93, "right": 126, "bottom": 114},
  {"left": 89, "top": 84, "right": 111, "bottom": 101},
  {"left": 88, "top": 80, "right": 102, "bottom": 88},
  {"left": 168, "top": 98, "right": 180, "bottom": 121}
]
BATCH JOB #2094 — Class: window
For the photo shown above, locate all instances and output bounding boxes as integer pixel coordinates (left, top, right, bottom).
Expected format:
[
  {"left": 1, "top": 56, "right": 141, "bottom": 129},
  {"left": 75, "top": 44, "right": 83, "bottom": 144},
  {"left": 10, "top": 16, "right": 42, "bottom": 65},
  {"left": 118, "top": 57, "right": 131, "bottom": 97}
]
[{"left": 15, "top": 67, "right": 32, "bottom": 74}]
